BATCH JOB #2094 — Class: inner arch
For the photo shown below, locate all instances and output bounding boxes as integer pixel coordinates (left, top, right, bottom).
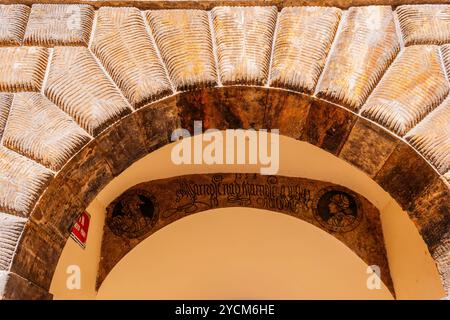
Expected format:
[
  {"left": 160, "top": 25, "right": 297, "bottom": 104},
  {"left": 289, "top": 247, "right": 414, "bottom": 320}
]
[{"left": 49, "top": 134, "right": 445, "bottom": 299}]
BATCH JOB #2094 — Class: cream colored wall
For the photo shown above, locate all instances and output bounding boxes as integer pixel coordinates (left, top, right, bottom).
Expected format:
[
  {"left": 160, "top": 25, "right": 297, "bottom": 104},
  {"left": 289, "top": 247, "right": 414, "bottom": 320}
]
[
  {"left": 50, "top": 198, "right": 105, "bottom": 299},
  {"left": 380, "top": 200, "right": 446, "bottom": 299},
  {"left": 97, "top": 208, "right": 393, "bottom": 299},
  {"left": 50, "top": 135, "right": 446, "bottom": 299}
]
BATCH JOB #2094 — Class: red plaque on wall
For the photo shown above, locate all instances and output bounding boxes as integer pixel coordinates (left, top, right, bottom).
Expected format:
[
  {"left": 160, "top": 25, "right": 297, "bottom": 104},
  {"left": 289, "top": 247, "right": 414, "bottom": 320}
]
[{"left": 70, "top": 211, "right": 90, "bottom": 249}]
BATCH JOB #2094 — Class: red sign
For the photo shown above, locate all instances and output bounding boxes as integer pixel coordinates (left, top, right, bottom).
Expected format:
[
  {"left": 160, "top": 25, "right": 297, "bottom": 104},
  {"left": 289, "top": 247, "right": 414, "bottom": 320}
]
[{"left": 70, "top": 211, "right": 90, "bottom": 249}]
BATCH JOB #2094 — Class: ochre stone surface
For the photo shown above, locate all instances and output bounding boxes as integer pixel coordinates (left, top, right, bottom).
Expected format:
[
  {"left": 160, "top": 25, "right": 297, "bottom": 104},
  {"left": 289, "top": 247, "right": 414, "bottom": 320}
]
[
  {"left": 44, "top": 47, "right": 131, "bottom": 136},
  {"left": 3, "top": 93, "right": 91, "bottom": 171},
  {"left": 405, "top": 97, "right": 450, "bottom": 175},
  {"left": 0, "top": 3, "right": 448, "bottom": 299},
  {"left": 301, "top": 100, "right": 357, "bottom": 155},
  {"left": 138, "top": 95, "right": 181, "bottom": 150},
  {"left": 396, "top": 5, "right": 450, "bottom": 45},
  {"left": 362, "top": 45, "right": 449, "bottom": 136},
  {"left": 91, "top": 7, "right": 172, "bottom": 107},
  {"left": 146, "top": 9, "right": 217, "bottom": 90},
  {"left": 0, "top": 94, "right": 12, "bottom": 140},
  {"left": 316, "top": 6, "right": 400, "bottom": 110},
  {"left": 0, "top": 147, "right": 53, "bottom": 217},
  {"left": 211, "top": 6, "right": 277, "bottom": 85},
  {"left": 339, "top": 119, "right": 399, "bottom": 178},
  {"left": 375, "top": 142, "right": 439, "bottom": 209},
  {"left": 98, "top": 173, "right": 394, "bottom": 294},
  {"left": 407, "top": 177, "right": 450, "bottom": 291},
  {"left": 24, "top": 4, "right": 94, "bottom": 46},
  {"left": 11, "top": 219, "right": 65, "bottom": 289},
  {"left": 270, "top": 6, "right": 341, "bottom": 93},
  {"left": 0, "top": 212, "right": 26, "bottom": 271},
  {"left": 408, "top": 177, "right": 450, "bottom": 252},
  {"left": 0, "top": 4, "right": 29, "bottom": 46},
  {"left": 0, "top": 47, "right": 48, "bottom": 92},
  {"left": 95, "top": 112, "right": 149, "bottom": 176},
  {"left": 264, "top": 89, "right": 311, "bottom": 139}
]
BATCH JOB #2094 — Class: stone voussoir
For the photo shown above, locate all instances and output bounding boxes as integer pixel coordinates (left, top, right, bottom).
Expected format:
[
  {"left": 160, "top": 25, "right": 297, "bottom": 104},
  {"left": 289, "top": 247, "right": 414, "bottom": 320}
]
[
  {"left": 2, "top": 93, "right": 91, "bottom": 171},
  {"left": 211, "top": 6, "right": 277, "bottom": 85},
  {"left": 0, "top": 46, "right": 48, "bottom": 92},
  {"left": 361, "top": 45, "right": 449, "bottom": 136},
  {"left": 316, "top": 5, "right": 400, "bottom": 111},
  {"left": 0, "top": 93, "right": 12, "bottom": 140},
  {"left": 396, "top": 4, "right": 450, "bottom": 46},
  {"left": 0, "top": 212, "right": 27, "bottom": 271},
  {"left": 0, "top": 4, "right": 30, "bottom": 46},
  {"left": 0, "top": 146, "right": 53, "bottom": 217},
  {"left": 90, "top": 6, "right": 172, "bottom": 108},
  {"left": 44, "top": 46, "right": 131, "bottom": 136},
  {"left": 270, "top": 6, "right": 342, "bottom": 94},
  {"left": 405, "top": 96, "right": 450, "bottom": 175},
  {"left": 24, "top": 3, "right": 94, "bottom": 46},
  {"left": 0, "top": 270, "right": 52, "bottom": 299},
  {"left": 146, "top": 9, "right": 217, "bottom": 90}
]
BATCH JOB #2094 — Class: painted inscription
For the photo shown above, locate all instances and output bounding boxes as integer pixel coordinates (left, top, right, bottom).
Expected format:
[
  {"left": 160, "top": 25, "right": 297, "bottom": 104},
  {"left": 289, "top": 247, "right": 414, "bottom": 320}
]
[
  {"left": 107, "top": 174, "right": 362, "bottom": 238},
  {"left": 162, "top": 174, "right": 312, "bottom": 218}
]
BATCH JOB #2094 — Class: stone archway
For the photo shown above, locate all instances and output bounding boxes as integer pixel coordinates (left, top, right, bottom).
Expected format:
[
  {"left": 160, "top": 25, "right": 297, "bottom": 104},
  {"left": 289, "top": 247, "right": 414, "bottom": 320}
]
[{"left": 0, "top": 1, "right": 448, "bottom": 299}]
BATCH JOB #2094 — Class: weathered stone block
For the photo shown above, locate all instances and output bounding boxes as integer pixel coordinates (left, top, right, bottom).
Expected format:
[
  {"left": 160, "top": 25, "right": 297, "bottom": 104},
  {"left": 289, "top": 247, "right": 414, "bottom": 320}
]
[
  {"left": 407, "top": 177, "right": 450, "bottom": 252},
  {"left": 339, "top": 118, "right": 399, "bottom": 178},
  {"left": 301, "top": 100, "right": 357, "bottom": 155},
  {"left": 270, "top": 6, "right": 341, "bottom": 93},
  {"left": 405, "top": 97, "right": 450, "bottom": 175},
  {"left": 211, "top": 6, "right": 277, "bottom": 85},
  {"left": 3, "top": 93, "right": 91, "bottom": 171},
  {"left": 91, "top": 7, "right": 172, "bottom": 108},
  {"left": 0, "top": 212, "right": 26, "bottom": 271},
  {"left": 362, "top": 45, "right": 449, "bottom": 136},
  {"left": 0, "top": 147, "right": 53, "bottom": 217},
  {"left": 0, "top": 47, "right": 48, "bottom": 92},
  {"left": 139, "top": 95, "right": 180, "bottom": 150},
  {"left": 397, "top": 5, "right": 450, "bottom": 45},
  {"left": 264, "top": 89, "right": 311, "bottom": 140},
  {"left": 0, "top": 4, "right": 29, "bottom": 46},
  {"left": 96, "top": 112, "right": 149, "bottom": 176},
  {"left": 214, "top": 86, "right": 269, "bottom": 130},
  {"left": 45, "top": 47, "right": 131, "bottom": 136},
  {"left": 10, "top": 220, "right": 64, "bottom": 290},
  {"left": 375, "top": 142, "right": 438, "bottom": 209},
  {"left": 0, "top": 271, "right": 51, "bottom": 300},
  {"left": 146, "top": 9, "right": 217, "bottom": 90},
  {"left": 316, "top": 6, "right": 399, "bottom": 111},
  {"left": 24, "top": 4, "right": 94, "bottom": 46},
  {"left": 0, "top": 93, "right": 12, "bottom": 140}
]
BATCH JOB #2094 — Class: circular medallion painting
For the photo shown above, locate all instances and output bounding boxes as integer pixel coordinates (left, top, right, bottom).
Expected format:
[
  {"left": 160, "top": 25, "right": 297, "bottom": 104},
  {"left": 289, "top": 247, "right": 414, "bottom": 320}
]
[
  {"left": 107, "top": 189, "right": 158, "bottom": 238},
  {"left": 313, "top": 188, "right": 362, "bottom": 233}
]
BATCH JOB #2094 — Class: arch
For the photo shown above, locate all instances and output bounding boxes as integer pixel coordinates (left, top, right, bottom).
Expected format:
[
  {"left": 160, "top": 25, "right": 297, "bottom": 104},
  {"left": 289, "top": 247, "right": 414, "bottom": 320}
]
[
  {"left": 0, "top": 2, "right": 448, "bottom": 299},
  {"left": 96, "top": 172, "right": 393, "bottom": 293}
]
